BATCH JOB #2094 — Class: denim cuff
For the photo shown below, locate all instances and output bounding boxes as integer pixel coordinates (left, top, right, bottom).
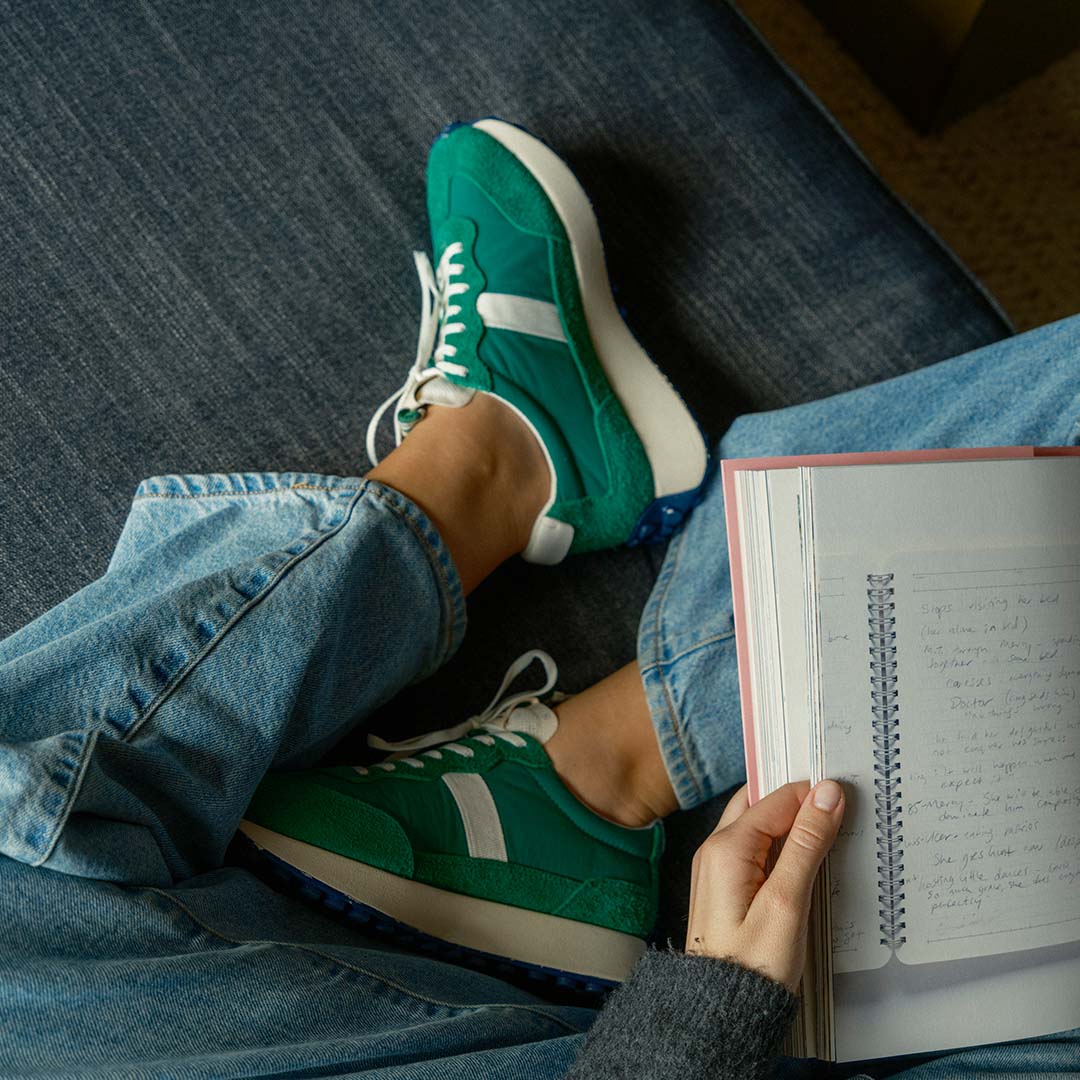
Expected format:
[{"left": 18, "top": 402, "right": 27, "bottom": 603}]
[
  {"left": 128, "top": 475, "right": 466, "bottom": 673},
  {"left": 132, "top": 472, "right": 361, "bottom": 500},
  {"left": 637, "top": 531, "right": 708, "bottom": 810},
  {"left": 637, "top": 530, "right": 745, "bottom": 810},
  {"left": 361, "top": 479, "right": 468, "bottom": 673},
  {"left": 134, "top": 472, "right": 468, "bottom": 674}
]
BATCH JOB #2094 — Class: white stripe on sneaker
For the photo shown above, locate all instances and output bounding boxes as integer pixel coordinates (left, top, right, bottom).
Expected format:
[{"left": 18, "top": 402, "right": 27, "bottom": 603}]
[
  {"left": 476, "top": 292, "right": 566, "bottom": 343},
  {"left": 441, "top": 773, "right": 508, "bottom": 861}
]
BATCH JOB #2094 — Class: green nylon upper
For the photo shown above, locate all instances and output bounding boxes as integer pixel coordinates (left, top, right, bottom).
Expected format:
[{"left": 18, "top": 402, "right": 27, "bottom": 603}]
[
  {"left": 245, "top": 728, "right": 664, "bottom": 938},
  {"left": 423, "top": 122, "right": 656, "bottom": 554}
]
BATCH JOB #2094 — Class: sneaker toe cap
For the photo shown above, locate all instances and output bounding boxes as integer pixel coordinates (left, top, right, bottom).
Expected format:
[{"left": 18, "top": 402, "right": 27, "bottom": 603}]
[{"left": 246, "top": 772, "right": 415, "bottom": 878}]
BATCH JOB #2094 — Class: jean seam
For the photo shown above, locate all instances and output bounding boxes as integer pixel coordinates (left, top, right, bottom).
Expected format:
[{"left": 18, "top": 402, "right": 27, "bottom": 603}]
[
  {"left": 651, "top": 630, "right": 736, "bottom": 669},
  {"left": 27, "top": 728, "right": 101, "bottom": 868},
  {"left": 133, "top": 483, "right": 358, "bottom": 501},
  {"left": 141, "top": 886, "right": 588, "bottom": 1034}
]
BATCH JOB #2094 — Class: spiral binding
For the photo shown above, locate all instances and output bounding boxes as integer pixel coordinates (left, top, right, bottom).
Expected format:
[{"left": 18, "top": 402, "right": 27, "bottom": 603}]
[{"left": 867, "top": 573, "right": 906, "bottom": 951}]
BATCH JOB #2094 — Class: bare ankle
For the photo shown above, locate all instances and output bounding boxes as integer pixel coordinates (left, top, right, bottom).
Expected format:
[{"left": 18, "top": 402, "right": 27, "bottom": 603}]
[
  {"left": 367, "top": 395, "right": 549, "bottom": 592},
  {"left": 546, "top": 664, "right": 679, "bottom": 829},
  {"left": 440, "top": 395, "right": 549, "bottom": 548}
]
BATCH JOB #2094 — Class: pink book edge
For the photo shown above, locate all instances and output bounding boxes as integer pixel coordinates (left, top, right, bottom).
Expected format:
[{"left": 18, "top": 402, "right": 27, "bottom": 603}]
[{"left": 722, "top": 445, "right": 1080, "bottom": 804}]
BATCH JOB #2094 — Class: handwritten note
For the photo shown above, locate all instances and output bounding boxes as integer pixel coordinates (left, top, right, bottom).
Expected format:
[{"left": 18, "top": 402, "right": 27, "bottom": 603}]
[
  {"left": 897, "top": 551, "right": 1080, "bottom": 964},
  {"left": 814, "top": 549, "right": 1080, "bottom": 972}
]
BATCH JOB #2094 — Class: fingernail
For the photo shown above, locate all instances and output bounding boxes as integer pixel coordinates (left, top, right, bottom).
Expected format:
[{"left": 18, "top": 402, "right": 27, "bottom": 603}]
[{"left": 813, "top": 780, "right": 842, "bottom": 811}]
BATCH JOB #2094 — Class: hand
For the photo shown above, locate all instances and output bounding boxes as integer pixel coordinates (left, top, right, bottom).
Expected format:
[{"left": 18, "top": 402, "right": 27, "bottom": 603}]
[{"left": 685, "top": 779, "right": 845, "bottom": 992}]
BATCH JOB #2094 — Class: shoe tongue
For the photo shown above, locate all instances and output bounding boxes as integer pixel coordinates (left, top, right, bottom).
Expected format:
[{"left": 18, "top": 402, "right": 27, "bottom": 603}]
[
  {"left": 500, "top": 702, "right": 558, "bottom": 745},
  {"left": 414, "top": 374, "right": 473, "bottom": 409}
]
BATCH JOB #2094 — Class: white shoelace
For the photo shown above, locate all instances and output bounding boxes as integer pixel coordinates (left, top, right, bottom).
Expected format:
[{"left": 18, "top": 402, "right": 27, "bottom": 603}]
[
  {"left": 365, "top": 243, "right": 472, "bottom": 466},
  {"left": 355, "top": 650, "right": 559, "bottom": 775}
]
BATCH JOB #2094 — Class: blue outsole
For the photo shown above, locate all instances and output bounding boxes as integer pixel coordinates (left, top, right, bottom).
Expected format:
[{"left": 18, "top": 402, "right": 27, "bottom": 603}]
[
  {"left": 233, "top": 832, "right": 616, "bottom": 999},
  {"left": 627, "top": 485, "right": 705, "bottom": 548},
  {"left": 627, "top": 453, "right": 717, "bottom": 548}
]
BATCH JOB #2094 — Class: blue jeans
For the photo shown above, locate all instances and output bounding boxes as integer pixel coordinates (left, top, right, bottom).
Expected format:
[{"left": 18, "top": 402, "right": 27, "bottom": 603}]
[{"left": 3, "top": 318, "right": 1078, "bottom": 1077}]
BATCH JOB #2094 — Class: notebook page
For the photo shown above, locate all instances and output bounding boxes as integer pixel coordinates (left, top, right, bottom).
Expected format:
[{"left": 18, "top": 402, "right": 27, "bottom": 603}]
[
  {"left": 806, "top": 457, "right": 1080, "bottom": 973},
  {"left": 893, "top": 549, "right": 1080, "bottom": 964}
]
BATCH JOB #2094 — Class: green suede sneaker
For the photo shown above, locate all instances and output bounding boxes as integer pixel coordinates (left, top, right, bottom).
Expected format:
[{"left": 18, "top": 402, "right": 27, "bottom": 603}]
[
  {"left": 365, "top": 118, "right": 709, "bottom": 564},
  {"left": 238, "top": 652, "right": 663, "bottom": 989}
]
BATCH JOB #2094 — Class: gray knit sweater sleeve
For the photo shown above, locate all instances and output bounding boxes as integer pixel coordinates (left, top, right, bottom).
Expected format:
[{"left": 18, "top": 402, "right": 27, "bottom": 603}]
[{"left": 567, "top": 950, "right": 797, "bottom": 1079}]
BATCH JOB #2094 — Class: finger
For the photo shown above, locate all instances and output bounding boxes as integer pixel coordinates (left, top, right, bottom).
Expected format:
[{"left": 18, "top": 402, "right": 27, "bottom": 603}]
[
  {"left": 701, "top": 780, "right": 810, "bottom": 899},
  {"left": 715, "top": 784, "right": 750, "bottom": 832},
  {"left": 724, "top": 780, "right": 812, "bottom": 863},
  {"left": 691, "top": 781, "right": 812, "bottom": 925},
  {"left": 761, "top": 779, "right": 844, "bottom": 928}
]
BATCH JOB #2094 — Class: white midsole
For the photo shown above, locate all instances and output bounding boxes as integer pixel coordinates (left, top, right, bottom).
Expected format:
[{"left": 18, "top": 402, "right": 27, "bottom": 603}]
[
  {"left": 474, "top": 118, "right": 709, "bottom": 501},
  {"left": 239, "top": 820, "right": 646, "bottom": 983}
]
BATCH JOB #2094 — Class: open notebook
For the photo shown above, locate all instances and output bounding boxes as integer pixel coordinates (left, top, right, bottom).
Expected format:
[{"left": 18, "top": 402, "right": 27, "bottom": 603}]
[{"left": 723, "top": 448, "right": 1080, "bottom": 1061}]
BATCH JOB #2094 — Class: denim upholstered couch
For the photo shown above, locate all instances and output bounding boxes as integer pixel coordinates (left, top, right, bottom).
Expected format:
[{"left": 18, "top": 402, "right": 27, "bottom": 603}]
[{"left": 0, "top": 1, "right": 1010, "bottom": 943}]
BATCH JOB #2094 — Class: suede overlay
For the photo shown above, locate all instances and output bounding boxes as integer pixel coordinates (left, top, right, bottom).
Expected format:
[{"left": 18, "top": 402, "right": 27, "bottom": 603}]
[
  {"left": 244, "top": 773, "right": 414, "bottom": 878},
  {"left": 412, "top": 851, "right": 655, "bottom": 937}
]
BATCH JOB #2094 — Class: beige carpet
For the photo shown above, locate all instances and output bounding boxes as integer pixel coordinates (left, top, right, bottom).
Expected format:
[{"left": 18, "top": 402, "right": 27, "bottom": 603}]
[{"left": 737, "top": 0, "right": 1080, "bottom": 332}]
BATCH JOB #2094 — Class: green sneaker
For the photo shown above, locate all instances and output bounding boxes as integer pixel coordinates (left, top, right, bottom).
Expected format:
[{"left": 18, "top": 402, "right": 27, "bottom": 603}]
[
  {"left": 365, "top": 118, "right": 709, "bottom": 564},
  {"left": 238, "top": 651, "right": 663, "bottom": 989}
]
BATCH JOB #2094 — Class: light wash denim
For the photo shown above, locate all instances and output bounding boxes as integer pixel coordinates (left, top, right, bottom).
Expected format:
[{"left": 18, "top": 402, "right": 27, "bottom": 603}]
[{"left": 3, "top": 319, "right": 1079, "bottom": 1077}]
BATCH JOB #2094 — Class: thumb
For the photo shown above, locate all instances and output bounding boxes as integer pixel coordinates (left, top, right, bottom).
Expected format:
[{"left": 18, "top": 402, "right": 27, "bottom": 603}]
[{"left": 762, "top": 779, "right": 844, "bottom": 926}]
